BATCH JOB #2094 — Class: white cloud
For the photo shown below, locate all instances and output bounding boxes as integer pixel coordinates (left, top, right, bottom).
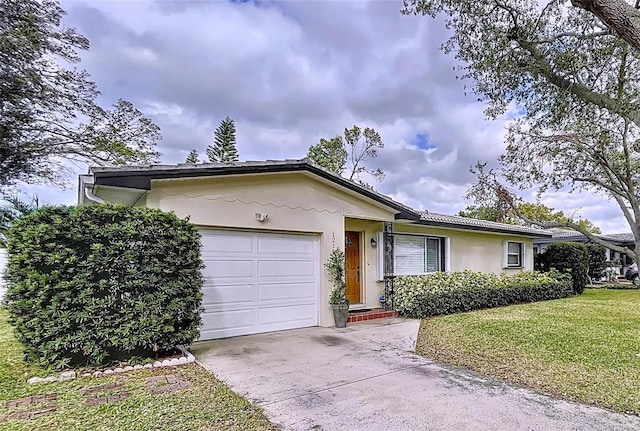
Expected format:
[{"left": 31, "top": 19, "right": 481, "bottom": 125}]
[{"left": 28, "top": 0, "right": 628, "bottom": 234}]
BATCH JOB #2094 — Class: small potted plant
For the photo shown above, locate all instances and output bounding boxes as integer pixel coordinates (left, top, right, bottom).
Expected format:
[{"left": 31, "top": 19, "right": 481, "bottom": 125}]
[{"left": 325, "top": 248, "right": 349, "bottom": 328}]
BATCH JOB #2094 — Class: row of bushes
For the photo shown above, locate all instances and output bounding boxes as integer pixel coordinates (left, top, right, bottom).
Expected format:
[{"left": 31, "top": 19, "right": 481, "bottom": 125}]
[
  {"left": 394, "top": 270, "right": 573, "bottom": 319},
  {"left": 4, "top": 204, "right": 204, "bottom": 369}
]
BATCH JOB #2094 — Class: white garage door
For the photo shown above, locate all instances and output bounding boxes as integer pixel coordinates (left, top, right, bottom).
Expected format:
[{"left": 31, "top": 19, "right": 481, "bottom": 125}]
[{"left": 199, "top": 229, "right": 320, "bottom": 340}]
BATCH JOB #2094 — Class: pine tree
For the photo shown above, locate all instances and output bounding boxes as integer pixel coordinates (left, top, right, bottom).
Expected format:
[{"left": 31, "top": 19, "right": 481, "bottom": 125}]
[
  {"left": 206, "top": 116, "right": 239, "bottom": 163},
  {"left": 185, "top": 149, "right": 199, "bottom": 164}
]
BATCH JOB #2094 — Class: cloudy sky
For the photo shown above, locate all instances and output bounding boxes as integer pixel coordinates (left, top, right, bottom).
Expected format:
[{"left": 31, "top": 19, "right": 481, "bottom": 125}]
[{"left": 23, "top": 0, "right": 627, "bottom": 233}]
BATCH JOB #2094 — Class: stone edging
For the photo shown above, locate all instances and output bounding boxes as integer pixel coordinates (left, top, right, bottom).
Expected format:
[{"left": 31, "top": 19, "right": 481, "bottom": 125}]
[{"left": 27, "top": 349, "right": 196, "bottom": 384}]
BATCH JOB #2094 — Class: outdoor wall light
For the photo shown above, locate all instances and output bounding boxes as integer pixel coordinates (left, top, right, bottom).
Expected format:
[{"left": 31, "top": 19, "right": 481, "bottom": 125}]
[
  {"left": 255, "top": 213, "right": 268, "bottom": 222},
  {"left": 370, "top": 237, "right": 377, "bottom": 248}
]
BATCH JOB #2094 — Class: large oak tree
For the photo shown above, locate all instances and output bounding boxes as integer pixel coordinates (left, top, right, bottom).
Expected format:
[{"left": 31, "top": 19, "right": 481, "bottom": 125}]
[
  {"left": 1, "top": 0, "right": 161, "bottom": 187},
  {"left": 403, "top": 0, "right": 640, "bottom": 262}
]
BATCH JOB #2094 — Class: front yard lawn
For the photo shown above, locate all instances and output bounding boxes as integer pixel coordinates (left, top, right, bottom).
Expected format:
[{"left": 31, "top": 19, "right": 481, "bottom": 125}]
[
  {"left": 416, "top": 289, "right": 640, "bottom": 414},
  {"left": 0, "top": 308, "right": 277, "bottom": 431}
]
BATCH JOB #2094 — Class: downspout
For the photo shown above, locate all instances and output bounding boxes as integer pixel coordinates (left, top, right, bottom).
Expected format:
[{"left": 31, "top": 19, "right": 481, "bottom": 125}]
[
  {"left": 84, "top": 186, "right": 105, "bottom": 204},
  {"left": 132, "top": 191, "right": 150, "bottom": 207}
]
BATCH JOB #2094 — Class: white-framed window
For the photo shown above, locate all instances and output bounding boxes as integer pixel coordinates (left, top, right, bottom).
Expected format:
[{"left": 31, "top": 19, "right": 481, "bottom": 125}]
[
  {"left": 504, "top": 241, "right": 524, "bottom": 268},
  {"left": 394, "top": 235, "right": 443, "bottom": 276}
]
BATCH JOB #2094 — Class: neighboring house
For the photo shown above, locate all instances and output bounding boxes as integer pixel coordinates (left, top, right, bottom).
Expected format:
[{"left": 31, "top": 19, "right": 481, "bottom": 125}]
[
  {"left": 534, "top": 229, "right": 635, "bottom": 275},
  {"left": 78, "top": 159, "right": 550, "bottom": 340}
]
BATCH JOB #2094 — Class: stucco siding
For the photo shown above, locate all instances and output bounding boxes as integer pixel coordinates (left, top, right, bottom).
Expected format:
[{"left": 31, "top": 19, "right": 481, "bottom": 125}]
[
  {"left": 146, "top": 172, "right": 396, "bottom": 327},
  {"left": 394, "top": 223, "right": 535, "bottom": 273}
]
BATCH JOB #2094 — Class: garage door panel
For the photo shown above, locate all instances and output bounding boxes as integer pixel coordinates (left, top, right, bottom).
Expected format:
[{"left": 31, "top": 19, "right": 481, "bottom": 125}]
[
  {"left": 258, "top": 303, "right": 317, "bottom": 326},
  {"left": 258, "top": 236, "right": 315, "bottom": 255},
  {"left": 202, "top": 283, "right": 256, "bottom": 305},
  {"left": 200, "top": 309, "right": 255, "bottom": 339},
  {"left": 258, "top": 282, "right": 315, "bottom": 302},
  {"left": 199, "top": 229, "right": 319, "bottom": 340},
  {"left": 201, "top": 233, "right": 253, "bottom": 254},
  {"left": 203, "top": 260, "right": 254, "bottom": 279},
  {"left": 258, "top": 260, "right": 316, "bottom": 278}
]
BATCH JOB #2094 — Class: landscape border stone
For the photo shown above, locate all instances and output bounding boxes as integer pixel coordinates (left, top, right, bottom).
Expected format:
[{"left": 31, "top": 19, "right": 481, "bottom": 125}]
[{"left": 27, "top": 349, "right": 196, "bottom": 384}]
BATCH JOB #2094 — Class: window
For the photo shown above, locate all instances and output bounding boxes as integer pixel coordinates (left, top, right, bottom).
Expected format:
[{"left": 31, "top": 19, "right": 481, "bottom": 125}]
[
  {"left": 394, "top": 235, "right": 442, "bottom": 275},
  {"left": 505, "top": 241, "right": 524, "bottom": 268}
]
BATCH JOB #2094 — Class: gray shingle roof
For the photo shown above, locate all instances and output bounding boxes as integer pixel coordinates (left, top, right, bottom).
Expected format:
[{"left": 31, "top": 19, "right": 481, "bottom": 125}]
[
  {"left": 419, "top": 212, "right": 551, "bottom": 237},
  {"left": 535, "top": 229, "right": 635, "bottom": 244}
]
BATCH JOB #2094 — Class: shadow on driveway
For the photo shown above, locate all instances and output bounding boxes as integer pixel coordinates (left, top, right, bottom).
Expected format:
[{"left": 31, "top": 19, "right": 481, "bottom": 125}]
[{"left": 191, "top": 318, "right": 640, "bottom": 431}]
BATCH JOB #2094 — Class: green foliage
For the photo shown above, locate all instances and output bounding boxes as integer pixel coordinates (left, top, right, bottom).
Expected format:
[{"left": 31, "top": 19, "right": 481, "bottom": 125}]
[
  {"left": 1, "top": 0, "right": 160, "bottom": 186},
  {"left": 0, "top": 194, "right": 40, "bottom": 246},
  {"left": 307, "top": 137, "right": 347, "bottom": 174},
  {"left": 4, "top": 204, "right": 204, "bottom": 368},
  {"left": 459, "top": 201, "right": 601, "bottom": 233},
  {"left": 325, "top": 248, "right": 348, "bottom": 306},
  {"left": 404, "top": 0, "right": 639, "bottom": 262},
  {"left": 185, "top": 149, "right": 200, "bottom": 164},
  {"left": 538, "top": 242, "right": 589, "bottom": 294},
  {"left": 586, "top": 244, "right": 608, "bottom": 280},
  {"left": 0, "top": 309, "right": 276, "bottom": 431},
  {"left": 394, "top": 270, "right": 573, "bottom": 319},
  {"left": 207, "top": 116, "right": 239, "bottom": 163},
  {"left": 415, "top": 289, "right": 640, "bottom": 415},
  {"left": 307, "top": 125, "right": 384, "bottom": 187}
]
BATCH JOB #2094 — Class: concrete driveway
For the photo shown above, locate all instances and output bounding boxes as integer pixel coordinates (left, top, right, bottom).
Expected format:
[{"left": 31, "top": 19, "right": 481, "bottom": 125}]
[{"left": 191, "top": 318, "right": 640, "bottom": 431}]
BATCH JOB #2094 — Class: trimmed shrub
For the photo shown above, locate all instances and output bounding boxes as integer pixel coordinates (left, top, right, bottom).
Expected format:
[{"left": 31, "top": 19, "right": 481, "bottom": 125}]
[
  {"left": 394, "top": 270, "right": 573, "bottom": 319},
  {"left": 4, "top": 204, "right": 204, "bottom": 368},
  {"left": 539, "top": 242, "right": 589, "bottom": 294},
  {"left": 586, "top": 244, "right": 607, "bottom": 281}
]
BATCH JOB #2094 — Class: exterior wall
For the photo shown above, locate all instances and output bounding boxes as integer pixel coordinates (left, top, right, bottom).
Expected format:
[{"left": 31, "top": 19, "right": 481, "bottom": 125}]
[
  {"left": 145, "top": 172, "right": 396, "bottom": 327},
  {"left": 394, "top": 223, "right": 535, "bottom": 273}
]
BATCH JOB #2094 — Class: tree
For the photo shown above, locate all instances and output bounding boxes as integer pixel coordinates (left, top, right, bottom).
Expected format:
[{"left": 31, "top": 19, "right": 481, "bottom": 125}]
[
  {"left": 570, "top": 0, "right": 640, "bottom": 51},
  {"left": 306, "top": 137, "right": 347, "bottom": 175},
  {"left": 307, "top": 125, "right": 384, "bottom": 186},
  {"left": 538, "top": 242, "right": 589, "bottom": 294},
  {"left": 403, "top": 0, "right": 640, "bottom": 263},
  {"left": 460, "top": 201, "right": 601, "bottom": 233},
  {"left": 1, "top": 0, "right": 161, "bottom": 187},
  {"left": 185, "top": 150, "right": 199, "bottom": 164},
  {"left": 206, "top": 116, "right": 239, "bottom": 163},
  {"left": 0, "top": 195, "right": 40, "bottom": 246},
  {"left": 586, "top": 243, "right": 608, "bottom": 281}
]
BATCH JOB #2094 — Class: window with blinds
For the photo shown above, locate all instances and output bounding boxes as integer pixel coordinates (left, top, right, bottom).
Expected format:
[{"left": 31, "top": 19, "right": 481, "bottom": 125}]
[{"left": 394, "top": 235, "right": 442, "bottom": 275}]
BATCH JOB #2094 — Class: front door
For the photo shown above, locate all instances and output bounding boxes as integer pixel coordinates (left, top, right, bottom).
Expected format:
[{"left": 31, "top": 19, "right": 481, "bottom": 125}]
[{"left": 345, "top": 231, "right": 361, "bottom": 304}]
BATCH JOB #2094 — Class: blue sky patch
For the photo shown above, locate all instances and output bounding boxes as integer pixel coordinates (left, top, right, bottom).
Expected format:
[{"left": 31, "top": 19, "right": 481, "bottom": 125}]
[{"left": 412, "top": 133, "right": 437, "bottom": 151}]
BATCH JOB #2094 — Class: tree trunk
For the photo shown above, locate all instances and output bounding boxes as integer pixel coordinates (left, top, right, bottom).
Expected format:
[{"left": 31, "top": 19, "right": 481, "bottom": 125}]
[{"left": 572, "top": 0, "right": 640, "bottom": 51}]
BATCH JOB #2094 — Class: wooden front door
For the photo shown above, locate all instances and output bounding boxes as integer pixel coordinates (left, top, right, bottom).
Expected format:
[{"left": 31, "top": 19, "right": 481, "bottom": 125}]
[{"left": 345, "top": 231, "right": 361, "bottom": 304}]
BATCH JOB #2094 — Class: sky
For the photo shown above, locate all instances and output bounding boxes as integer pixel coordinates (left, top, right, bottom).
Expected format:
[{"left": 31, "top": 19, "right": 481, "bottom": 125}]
[{"left": 19, "top": 0, "right": 628, "bottom": 233}]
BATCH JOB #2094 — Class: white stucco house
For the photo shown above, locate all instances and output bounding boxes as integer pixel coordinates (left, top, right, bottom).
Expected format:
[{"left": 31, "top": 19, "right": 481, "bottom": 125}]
[{"left": 78, "top": 158, "right": 551, "bottom": 340}]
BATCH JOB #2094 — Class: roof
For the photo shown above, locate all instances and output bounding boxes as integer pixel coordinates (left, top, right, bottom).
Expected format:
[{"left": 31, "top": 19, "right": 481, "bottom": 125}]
[
  {"left": 87, "top": 158, "right": 551, "bottom": 238},
  {"left": 418, "top": 212, "right": 550, "bottom": 237},
  {"left": 90, "top": 158, "right": 421, "bottom": 221},
  {"left": 534, "top": 229, "right": 634, "bottom": 244}
]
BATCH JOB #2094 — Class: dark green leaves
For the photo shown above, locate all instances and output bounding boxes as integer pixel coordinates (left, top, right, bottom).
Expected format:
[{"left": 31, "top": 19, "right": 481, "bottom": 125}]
[
  {"left": 395, "top": 270, "right": 573, "bottom": 319},
  {"left": 4, "top": 203, "right": 204, "bottom": 368}
]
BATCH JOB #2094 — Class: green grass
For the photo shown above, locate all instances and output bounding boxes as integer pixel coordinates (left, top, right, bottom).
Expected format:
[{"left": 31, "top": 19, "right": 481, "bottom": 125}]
[
  {"left": 0, "top": 308, "right": 277, "bottom": 431},
  {"left": 416, "top": 289, "right": 640, "bottom": 414}
]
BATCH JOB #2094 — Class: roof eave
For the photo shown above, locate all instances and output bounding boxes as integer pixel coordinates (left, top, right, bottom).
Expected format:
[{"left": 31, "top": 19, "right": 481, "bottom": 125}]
[{"left": 416, "top": 219, "right": 552, "bottom": 238}]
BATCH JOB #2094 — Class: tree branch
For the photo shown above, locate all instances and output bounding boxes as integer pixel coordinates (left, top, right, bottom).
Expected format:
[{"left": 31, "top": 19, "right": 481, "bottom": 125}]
[
  {"left": 512, "top": 35, "right": 640, "bottom": 126},
  {"left": 572, "top": 0, "right": 640, "bottom": 51}
]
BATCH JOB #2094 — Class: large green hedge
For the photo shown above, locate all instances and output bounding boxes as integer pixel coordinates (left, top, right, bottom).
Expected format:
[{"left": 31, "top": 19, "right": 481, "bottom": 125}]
[
  {"left": 537, "top": 242, "right": 589, "bottom": 294},
  {"left": 394, "top": 270, "right": 573, "bottom": 319},
  {"left": 4, "top": 204, "right": 204, "bottom": 368}
]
